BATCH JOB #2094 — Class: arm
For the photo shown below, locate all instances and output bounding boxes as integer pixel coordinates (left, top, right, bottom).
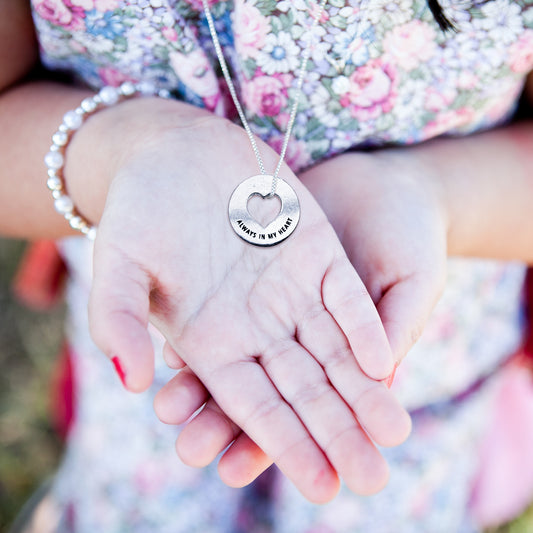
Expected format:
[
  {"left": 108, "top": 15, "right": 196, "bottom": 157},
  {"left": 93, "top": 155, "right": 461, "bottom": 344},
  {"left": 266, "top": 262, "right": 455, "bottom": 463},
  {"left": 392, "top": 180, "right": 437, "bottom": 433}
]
[
  {"left": 1, "top": 2, "right": 412, "bottom": 503},
  {"left": 305, "top": 73, "right": 533, "bottom": 266},
  {"left": 416, "top": 94, "right": 533, "bottom": 263},
  {"left": 299, "top": 73, "right": 533, "bottom": 364},
  {"left": 160, "top": 79, "right": 533, "bottom": 491},
  {"left": 377, "top": 72, "right": 533, "bottom": 264},
  {"left": 0, "top": 1, "right": 216, "bottom": 239},
  {"left": 185, "top": 75, "right": 533, "bottom": 491},
  {"left": 0, "top": 0, "right": 76, "bottom": 238}
]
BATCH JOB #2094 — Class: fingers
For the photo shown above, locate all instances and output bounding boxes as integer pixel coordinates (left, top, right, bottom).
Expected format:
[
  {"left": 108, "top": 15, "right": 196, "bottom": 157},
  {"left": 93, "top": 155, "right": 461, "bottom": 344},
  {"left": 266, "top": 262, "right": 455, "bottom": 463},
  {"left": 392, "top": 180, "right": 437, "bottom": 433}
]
[
  {"left": 322, "top": 258, "right": 395, "bottom": 380},
  {"left": 156, "top": 373, "right": 236, "bottom": 467},
  {"left": 156, "top": 372, "right": 273, "bottom": 486},
  {"left": 89, "top": 247, "right": 154, "bottom": 392},
  {"left": 155, "top": 312, "right": 403, "bottom": 499},
  {"left": 384, "top": 362, "right": 399, "bottom": 389},
  {"left": 218, "top": 433, "right": 273, "bottom": 488},
  {"left": 296, "top": 309, "right": 412, "bottom": 447},
  {"left": 179, "top": 400, "right": 274, "bottom": 485},
  {"left": 163, "top": 341, "right": 186, "bottom": 369},
  {"left": 377, "top": 272, "right": 444, "bottom": 364},
  {"left": 259, "top": 339, "right": 391, "bottom": 495},
  {"left": 154, "top": 368, "right": 209, "bottom": 424},
  {"left": 206, "top": 361, "right": 341, "bottom": 503},
  {"left": 177, "top": 398, "right": 237, "bottom": 467}
]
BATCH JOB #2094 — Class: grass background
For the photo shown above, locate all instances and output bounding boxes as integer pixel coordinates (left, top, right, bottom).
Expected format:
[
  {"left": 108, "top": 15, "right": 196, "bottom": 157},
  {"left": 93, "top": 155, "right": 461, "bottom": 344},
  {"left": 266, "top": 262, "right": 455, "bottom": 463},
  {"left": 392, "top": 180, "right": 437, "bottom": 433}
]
[{"left": 0, "top": 236, "right": 532, "bottom": 533}]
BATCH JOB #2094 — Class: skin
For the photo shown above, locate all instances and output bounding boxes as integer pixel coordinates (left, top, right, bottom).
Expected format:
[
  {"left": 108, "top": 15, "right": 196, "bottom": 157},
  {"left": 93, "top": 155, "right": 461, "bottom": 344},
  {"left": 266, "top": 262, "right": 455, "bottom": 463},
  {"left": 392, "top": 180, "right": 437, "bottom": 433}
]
[
  {"left": 1, "top": 0, "right": 409, "bottom": 503},
  {"left": 86, "top": 105, "right": 413, "bottom": 501},
  {"left": 155, "top": 80, "right": 533, "bottom": 487},
  {"left": 2, "top": 0, "right": 533, "bottom": 502}
]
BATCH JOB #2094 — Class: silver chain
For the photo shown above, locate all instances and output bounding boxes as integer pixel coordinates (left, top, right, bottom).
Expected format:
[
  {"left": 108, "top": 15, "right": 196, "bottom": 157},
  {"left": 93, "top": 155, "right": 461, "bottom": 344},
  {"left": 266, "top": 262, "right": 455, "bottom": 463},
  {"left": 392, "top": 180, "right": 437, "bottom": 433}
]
[{"left": 202, "top": 0, "right": 328, "bottom": 197}]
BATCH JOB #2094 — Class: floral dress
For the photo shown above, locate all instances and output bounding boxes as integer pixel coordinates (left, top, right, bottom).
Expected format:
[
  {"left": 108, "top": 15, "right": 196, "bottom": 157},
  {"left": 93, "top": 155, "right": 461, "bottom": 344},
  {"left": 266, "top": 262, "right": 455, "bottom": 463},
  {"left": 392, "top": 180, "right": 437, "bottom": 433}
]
[{"left": 30, "top": 0, "right": 533, "bottom": 531}]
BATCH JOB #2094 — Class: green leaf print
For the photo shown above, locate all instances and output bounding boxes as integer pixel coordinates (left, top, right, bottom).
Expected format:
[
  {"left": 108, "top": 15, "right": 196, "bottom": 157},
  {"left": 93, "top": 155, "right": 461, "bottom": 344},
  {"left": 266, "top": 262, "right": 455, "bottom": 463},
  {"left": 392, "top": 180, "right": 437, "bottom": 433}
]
[
  {"left": 453, "top": 90, "right": 477, "bottom": 110},
  {"left": 153, "top": 45, "right": 170, "bottom": 61},
  {"left": 113, "top": 36, "right": 128, "bottom": 53},
  {"left": 329, "top": 15, "right": 348, "bottom": 30},
  {"left": 242, "top": 58, "right": 257, "bottom": 79},
  {"left": 376, "top": 112, "right": 396, "bottom": 132},
  {"left": 291, "top": 24, "right": 305, "bottom": 40},
  {"left": 255, "top": 0, "right": 277, "bottom": 17},
  {"left": 270, "top": 17, "right": 283, "bottom": 34},
  {"left": 278, "top": 12, "right": 294, "bottom": 31}
]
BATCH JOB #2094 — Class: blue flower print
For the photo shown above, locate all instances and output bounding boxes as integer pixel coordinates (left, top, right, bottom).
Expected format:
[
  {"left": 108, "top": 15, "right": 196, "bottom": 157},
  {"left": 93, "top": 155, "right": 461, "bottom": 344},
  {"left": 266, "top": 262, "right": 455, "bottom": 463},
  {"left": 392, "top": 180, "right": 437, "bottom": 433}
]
[{"left": 85, "top": 10, "right": 124, "bottom": 40}]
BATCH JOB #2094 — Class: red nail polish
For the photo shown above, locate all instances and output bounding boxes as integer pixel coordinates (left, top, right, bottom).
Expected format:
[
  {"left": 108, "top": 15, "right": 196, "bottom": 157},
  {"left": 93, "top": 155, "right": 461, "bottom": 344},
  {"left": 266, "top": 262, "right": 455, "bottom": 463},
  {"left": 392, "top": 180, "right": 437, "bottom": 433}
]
[
  {"left": 111, "top": 356, "right": 127, "bottom": 387},
  {"left": 385, "top": 362, "right": 399, "bottom": 389}
]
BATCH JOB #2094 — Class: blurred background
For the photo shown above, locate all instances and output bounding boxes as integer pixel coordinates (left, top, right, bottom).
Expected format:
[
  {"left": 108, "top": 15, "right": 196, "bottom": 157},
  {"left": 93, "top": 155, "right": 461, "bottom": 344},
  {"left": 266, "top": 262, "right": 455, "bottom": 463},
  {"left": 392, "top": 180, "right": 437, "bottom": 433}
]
[
  {"left": 0, "top": 236, "right": 532, "bottom": 533},
  {"left": 0, "top": 238, "right": 64, "bottom": 532}
]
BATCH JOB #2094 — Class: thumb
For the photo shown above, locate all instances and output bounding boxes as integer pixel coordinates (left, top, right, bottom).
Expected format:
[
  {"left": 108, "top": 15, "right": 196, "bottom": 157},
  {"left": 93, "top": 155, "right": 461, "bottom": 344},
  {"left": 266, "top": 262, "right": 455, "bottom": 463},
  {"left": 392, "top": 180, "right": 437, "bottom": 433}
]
[
  {"left": 377, "top": 272, "right": 444, "bottom": 366},
  {"left": 89, "top": 246, "right": 154, "bottom": 392}
]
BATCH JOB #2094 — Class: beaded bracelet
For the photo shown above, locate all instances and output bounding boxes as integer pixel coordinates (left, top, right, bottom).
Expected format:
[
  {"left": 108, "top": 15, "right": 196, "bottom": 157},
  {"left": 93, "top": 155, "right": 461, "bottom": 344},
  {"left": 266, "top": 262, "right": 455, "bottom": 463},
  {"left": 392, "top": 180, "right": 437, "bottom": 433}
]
[{"left": 44, "top": 82, "right": 170, "bottom": 240}]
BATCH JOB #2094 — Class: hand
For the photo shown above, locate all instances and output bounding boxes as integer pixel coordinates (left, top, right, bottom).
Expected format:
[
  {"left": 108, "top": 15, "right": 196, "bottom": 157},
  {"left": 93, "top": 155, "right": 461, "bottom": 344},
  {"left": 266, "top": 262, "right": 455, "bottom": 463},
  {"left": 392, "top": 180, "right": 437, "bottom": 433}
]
[
  {"left": 82, "top": 99, "right": 411, "bottom": 503},
  {"left": 302, "top": 149, "right": 449, "bottom": 364},
  {"left": 155, "top": 147, "right": 446, "bottom": 493}
]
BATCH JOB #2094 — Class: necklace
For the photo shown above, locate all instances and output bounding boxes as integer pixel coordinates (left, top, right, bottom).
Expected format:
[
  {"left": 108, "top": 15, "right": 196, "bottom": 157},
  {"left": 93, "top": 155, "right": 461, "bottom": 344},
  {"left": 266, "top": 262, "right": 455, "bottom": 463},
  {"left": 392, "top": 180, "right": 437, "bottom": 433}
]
[{"left": 202, "top": 0, "right": 328, "bottom": 246}]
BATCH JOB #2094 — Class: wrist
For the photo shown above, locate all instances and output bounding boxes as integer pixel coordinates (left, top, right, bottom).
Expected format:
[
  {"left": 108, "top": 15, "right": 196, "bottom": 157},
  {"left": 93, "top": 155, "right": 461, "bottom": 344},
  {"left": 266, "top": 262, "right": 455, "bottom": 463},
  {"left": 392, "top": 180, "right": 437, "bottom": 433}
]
[
  {"left": 46, "top": 84, "right": 155, "bottom": 238},
  {"left": 388, "top": 130, "right": 533, "bottom": 262},
  {"left": 384, "top": 146, "right": 452, "bottom": 247},
  {"left": 63, "top": 91, "right": 220, "bottom": 229}
]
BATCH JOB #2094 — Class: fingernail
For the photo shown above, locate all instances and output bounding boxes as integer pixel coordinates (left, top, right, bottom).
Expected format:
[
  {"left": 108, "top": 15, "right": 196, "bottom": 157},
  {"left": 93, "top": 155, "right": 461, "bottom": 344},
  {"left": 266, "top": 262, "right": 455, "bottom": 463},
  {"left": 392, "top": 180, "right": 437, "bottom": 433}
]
[
  {"left": 384, "top": 362, "right": 399, "bottom": 389},
  {"left": 111, "top": 356, "right": 127, "bottom": 387}
]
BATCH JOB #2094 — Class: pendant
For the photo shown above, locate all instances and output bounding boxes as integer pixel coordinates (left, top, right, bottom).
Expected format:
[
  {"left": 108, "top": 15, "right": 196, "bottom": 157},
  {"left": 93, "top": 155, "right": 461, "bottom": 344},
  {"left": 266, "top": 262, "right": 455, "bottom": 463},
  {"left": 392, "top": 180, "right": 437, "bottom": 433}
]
[{"left": 228, "top": 175, "right": 300, "bottom": 246}]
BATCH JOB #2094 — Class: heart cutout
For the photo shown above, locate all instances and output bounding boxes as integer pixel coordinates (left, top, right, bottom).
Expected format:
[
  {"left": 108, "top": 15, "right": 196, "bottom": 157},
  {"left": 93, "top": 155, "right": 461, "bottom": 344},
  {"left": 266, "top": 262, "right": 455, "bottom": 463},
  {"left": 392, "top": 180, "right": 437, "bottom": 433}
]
[
  {"left": 247, "top": 193, "right": 282, "bottom": 229},
  {"left": 228, "top": 175, "right": 300, "bottom": 246}
]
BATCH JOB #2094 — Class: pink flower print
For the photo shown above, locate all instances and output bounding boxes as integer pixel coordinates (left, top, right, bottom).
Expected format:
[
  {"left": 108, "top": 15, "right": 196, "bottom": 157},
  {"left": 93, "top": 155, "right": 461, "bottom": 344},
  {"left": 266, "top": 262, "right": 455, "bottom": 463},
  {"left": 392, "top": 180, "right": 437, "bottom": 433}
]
[
  {"left": 98, "top": 67, "right": 136, "bottom": 87},
  {"left": 275, "top": 112, "right": 290, "bottom": 130},
  {"left": 383, "top": 20, "right": 437, "bottom": 71},
  {"left": 242, "top": 74, "right": 289, "bottom": 117},
  {"left": 269, "top": 136, "right": 311, "bottom": 172},
  {"left": 32, "top": 0, "right": 86, "bottom": 30},
  {"left": 457, "top": 71, "right": 479, "bottom": 91},
  {"left": 423, "top": 107, "right": 476, "bottom": 138},
  {"left": 70, "top": 0, "right": 118, "bottom": 8},
  {"left": 339, "top": 59, "right": 398, "bottom": 121},
  {"left": 424, "top": 86, "right": 457, "bottom": 113},
  {"left": 309, "top": 1, "right": 330, "bottom": 24},
  {"left": 69, "top": 39, "right": 87, "bottom": 54},
  {"left": 184, "top": 0, "right": 217, "bottom": 12},
  {"left": 69, "top": 0, "right": 92, "bottom": 7},
  {"left": 234, "top": 0, "right": 270, "bottom": 59},
  {"left": 162, "top": 27, "right": 178, "bottom": 42},
  {"left": 169, "top": 49, "right": 220, "bottom": 108},
  {"left": 484, "top": 83, "right": 523, "bottom": 123},
  {"left": 94, "top": 0, "right": 119, "bottom": 9},
  {"left": 508, "top": 30, "right": 533, "bottom": 73}
]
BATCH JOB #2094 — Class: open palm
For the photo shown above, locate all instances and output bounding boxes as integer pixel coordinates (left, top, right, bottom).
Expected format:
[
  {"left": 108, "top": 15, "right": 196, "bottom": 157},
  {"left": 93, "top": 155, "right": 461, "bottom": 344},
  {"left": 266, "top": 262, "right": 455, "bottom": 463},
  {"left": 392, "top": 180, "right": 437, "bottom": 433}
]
[
  {"left": 158, "top": 146, "right": 448, "bottom": 495},
  {"left": 88, "top": 111, "right": 411, "bottom": 503},
  {"left": 302, "top": 150, "right": 449, "bottom": 364}
]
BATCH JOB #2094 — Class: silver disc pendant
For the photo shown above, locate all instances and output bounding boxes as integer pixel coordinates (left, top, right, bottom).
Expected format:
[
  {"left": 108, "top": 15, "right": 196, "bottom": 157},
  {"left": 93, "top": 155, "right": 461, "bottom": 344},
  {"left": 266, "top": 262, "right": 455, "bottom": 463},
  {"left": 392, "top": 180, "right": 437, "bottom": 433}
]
[{"left": 228, "top": 175, "right": 300, "bottom": 246}]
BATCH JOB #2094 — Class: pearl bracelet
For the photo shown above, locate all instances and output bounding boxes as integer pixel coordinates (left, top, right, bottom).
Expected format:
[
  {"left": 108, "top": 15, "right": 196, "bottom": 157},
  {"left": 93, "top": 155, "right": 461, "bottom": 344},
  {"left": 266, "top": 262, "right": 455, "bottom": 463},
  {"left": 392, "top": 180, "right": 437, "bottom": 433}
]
[{"left": 45, "top": 82, "right": 170, "bottom": 240}]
